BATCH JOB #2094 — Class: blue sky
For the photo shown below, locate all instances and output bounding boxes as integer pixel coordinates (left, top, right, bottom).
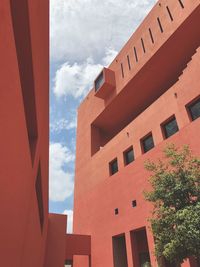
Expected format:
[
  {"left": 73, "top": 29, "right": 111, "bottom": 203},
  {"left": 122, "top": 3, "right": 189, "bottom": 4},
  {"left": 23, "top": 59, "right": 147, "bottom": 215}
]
[{"left": 49, "top": 0, "right": 156, "bottom": 233}]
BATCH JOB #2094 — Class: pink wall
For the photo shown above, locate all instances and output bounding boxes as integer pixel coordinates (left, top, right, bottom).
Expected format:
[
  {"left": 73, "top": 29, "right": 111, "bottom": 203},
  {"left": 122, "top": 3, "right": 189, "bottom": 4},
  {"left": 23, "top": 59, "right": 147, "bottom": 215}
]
[
  {"left": 0, "top": 1, "right": 49, "bottom": 266},
  {"left": 74, "top": 1, "right": 200, "bottom": 266},
  {"left": 44, "top": 214, "right": 67, "bottom": 267}
]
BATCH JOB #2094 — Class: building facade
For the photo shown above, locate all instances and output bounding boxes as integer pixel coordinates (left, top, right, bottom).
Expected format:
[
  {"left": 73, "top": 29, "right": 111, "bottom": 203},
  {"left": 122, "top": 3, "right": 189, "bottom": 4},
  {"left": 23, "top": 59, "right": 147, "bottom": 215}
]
[
  {"left": 73, "top": 1, "right": 200, "bottom": 267},
  {"left": 0, "top": 1, "right": 90, "bottom": 267}
]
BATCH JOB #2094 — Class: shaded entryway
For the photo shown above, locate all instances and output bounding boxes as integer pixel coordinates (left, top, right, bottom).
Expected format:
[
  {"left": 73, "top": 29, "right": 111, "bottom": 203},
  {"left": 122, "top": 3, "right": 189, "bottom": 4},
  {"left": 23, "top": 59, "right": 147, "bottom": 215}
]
[
  {"left": 131, "top": 227, "right": 151, "bottom": 267},
  {"left": 112, "top": 234, "right": 128, "bottom": 267},
  {"left": 65, "top": 259, "right": 73, "bottom": 267}
]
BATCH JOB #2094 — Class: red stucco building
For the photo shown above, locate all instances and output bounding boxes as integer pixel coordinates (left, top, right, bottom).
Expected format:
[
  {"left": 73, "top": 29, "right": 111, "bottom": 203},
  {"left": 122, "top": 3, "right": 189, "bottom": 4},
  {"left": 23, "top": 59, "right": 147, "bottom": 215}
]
[
  {"left": 2, "top": 0, "right": 200, "bottom": 267},
  {"left": 73, "top": 1, "right": 200, "bottom": 267},
  {"left": 0, "top": 1, "right": 90, "bottom": 267}
]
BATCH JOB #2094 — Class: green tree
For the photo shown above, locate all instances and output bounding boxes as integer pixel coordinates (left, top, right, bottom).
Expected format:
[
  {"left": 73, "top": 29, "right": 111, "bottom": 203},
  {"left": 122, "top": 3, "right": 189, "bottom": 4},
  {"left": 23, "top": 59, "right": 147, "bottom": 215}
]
[{"left": 144, "top": 144, "right": 200, "bottom": 266}]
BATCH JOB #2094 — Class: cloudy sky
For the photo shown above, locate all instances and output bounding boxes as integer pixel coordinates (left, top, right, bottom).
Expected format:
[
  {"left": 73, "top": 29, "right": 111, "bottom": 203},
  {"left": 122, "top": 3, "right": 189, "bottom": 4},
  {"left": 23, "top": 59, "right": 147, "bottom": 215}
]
[{"left": 49, "top": 0, "right": 156, "bottom": 233}]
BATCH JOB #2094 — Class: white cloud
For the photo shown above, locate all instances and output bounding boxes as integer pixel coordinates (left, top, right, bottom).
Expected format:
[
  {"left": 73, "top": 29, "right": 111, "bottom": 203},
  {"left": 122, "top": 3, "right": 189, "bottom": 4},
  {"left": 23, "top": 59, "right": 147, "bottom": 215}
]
[
  {"left": 53, "top": 48, "right": 117, "bottom": 99},
  {"left": 50, "top": 116, "right": 77, "bottom": 133},
  {"left": 102, "top": 48, "right": 118, "bottom": 67},
  {"left": 49, "top": 143, "right": 74, "bottom": 202},
  {"left": 63, "top": 209, "right": 73, "bottom": 233},
  {"left": 50, "top": 0, "right": 156, "bottom": 63},
  {"left": 53, "top": 57, "right": 102, "bottom": 99}
]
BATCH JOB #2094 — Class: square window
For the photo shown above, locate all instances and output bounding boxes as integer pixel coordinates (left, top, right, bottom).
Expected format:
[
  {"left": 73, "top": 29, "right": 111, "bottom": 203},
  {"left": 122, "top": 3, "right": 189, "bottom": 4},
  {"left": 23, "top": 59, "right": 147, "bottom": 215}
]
[
  {"left": 124, "top": 147, "right": 134, "bottom": 165},
  {"left": 162, "top": 116, "right": 179, "bottom": 139},
  {"left": 109, "top": 158, "right": 118, "bottom": 176},
  {"left": 132, "top": 200, "right": 137, "bottom": 207},
  {"left": 187, "top": 98, "right": 200, "bottom": 121},
  {"left": 141, "top": 134, "right": 154, "bottom": 153},
  {"left": 114, "top": 208, "right": 119, "bottom": 215}
]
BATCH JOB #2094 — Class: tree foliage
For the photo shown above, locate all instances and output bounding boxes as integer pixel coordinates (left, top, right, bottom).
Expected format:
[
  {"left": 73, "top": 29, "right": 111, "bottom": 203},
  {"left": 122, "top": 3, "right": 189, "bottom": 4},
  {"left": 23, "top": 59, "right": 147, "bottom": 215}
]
[{"left": 144, "top": 144, "right": 200, "bottom": 266}]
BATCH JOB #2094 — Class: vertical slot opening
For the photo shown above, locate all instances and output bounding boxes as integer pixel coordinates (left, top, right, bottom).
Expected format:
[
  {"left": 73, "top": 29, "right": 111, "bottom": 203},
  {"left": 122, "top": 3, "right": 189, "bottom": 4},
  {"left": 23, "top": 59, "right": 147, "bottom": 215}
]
[
  {"left": 121, "top": 63, "right": 124, "bottom": 78},
  {"left": 166, "top": 6, "right": 173, "bottom": 21},
  {"left": 134, "top": 47, "right": 138, "bottom": 62},
  {"left": 178, "top": 0, "right": 184, "bottom": 9},
  {"left": 10, "top": 0, "right": 38, "bottom": 165},
  {"left": 35, "top": 163, "right": 44, "bottom": 232},
  {"left": 127, "top": 55, "right": 131, "bottom": 70},
  {"left": 157, "top": 17, "right": 163, "bottom": 33},
  {"left": 148, "top": 28, "right": 154, "bottom": 44},
  {"left": 141, "top": 38, "right": 146, "bottom": 53}
]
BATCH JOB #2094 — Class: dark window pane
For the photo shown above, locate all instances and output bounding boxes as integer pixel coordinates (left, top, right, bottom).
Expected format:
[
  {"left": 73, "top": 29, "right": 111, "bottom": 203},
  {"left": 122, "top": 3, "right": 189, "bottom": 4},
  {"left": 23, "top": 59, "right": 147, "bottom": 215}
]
[
  {"left": 142, "top": 134, "right": 154, "bottom": 153},
  {"left": 95, "top": 71, "right": 104, "bottom": 92},
  {"left": 132, "top": 200, "right": 137, "bottom": 207},
  {"left": 114, "top": 208, "right": 119, "bottom": 215},
  {"left": 124, "top": 148, "right": 134, "bottom": 165},
  {"left": 163, "top": 117, "right": 179, "bottom": 138},
  {"left": 188, "top": 99, "right": 200, "bottom": 121},
  {"left": 110, "top": 159, "right": 118, "bottom": 175}
]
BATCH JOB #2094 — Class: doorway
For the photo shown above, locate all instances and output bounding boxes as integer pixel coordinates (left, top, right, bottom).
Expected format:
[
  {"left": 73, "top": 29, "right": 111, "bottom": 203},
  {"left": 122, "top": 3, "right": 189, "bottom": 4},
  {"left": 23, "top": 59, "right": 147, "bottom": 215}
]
[
  {"left": 112, "top": 233, "right": 128, "bottom": 267},
  {"left": 130, "top": 227, "right": 151, "bottom": 267}
]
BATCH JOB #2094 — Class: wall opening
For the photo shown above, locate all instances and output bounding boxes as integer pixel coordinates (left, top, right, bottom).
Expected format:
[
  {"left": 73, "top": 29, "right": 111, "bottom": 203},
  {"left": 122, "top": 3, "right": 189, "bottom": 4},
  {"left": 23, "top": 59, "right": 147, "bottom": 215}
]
[
  {"left": 178, "top": 0, "right": 184, "bottom": 9},
  {"left": 186, "top": 96, "right": 200, "bottom": 121},
  {"left": 95, "top": 71, "right": 104, "bottom": 92},
  {"left": 65, "top": 260, "right": 73, "bottom": 267},
  {"left": 35, "top": 163, "right": 44, "bottom": 232},
  {"left": 141, "top": 38, "right": 146, "bottom": 53},
  {"left": 124, "top": 146, "right": 134, "bottom": 165},
  {"left": 114, "top": 208, "right": 119, "bottom": 215},
  {"left": 157, "top": 17, "right": 163, "bottom": 33},
  {"left": 113, "top": 234, "right": 128, "bottom": 267},
  {"left": 132, "top": 200, "right": 137, "bottom": 208},
  {"left": 109, "top": 158, "right": 119, "bottom": 176},
  {"left": 166, "top": 6, "right": 173, "bottom": 21},
  {"left": 134, "top": 47, "right": 138, "bottom": 62},
  {"left": 141, "top": 133, "right": 154, "bottom": 154},
  {"left": 161, "top": 115, "right": 179, "bottom": 139},
  {"left": 10, "top": 0, "right": 38, "bottom": 165},
  {"left": 121, "top": 63, "right": 124, "bottom": 78},
  {"left": 131, "top": 228, "right": 151, "bottom": 267},
  {"left": 127, "top": 55, "right": 131, "bottom": 70},
  {"left": 149, "top": 28, "right": 154, "bottom": 44}
]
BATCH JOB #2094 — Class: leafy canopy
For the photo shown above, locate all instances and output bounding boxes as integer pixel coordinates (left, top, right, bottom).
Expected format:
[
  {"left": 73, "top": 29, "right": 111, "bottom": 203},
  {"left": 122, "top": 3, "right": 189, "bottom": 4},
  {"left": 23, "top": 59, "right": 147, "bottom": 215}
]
[{"left": 144, "top": 144, "right": 200, "bottom": 266}]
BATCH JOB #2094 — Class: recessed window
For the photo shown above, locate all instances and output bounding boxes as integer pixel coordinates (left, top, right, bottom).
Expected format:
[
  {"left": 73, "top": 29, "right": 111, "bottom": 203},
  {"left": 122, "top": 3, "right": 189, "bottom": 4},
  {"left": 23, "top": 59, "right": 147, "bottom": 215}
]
[
  {"left": 109, "top": 158, "right": 118, "bottom": 176},
  {"left": 95, "top": 71, "right": 104, "bottom": 92},
  {"left": 115, "top": 208, "right": 119, "bottom": 215},
  {"left": 187, "top": 98, "right": 200, "bottom": 121},
  {"left": 124, "top": 147, "right": 134, "bottom": 165},
  {"left": 132, "top": 200, "right": 137, "bottom": 207},
  {"left": 141, "top": 133, "right": 154, "bottom": 153},
  {"left": 162, "top": 116, "right": 179, "bottom": 139}
]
